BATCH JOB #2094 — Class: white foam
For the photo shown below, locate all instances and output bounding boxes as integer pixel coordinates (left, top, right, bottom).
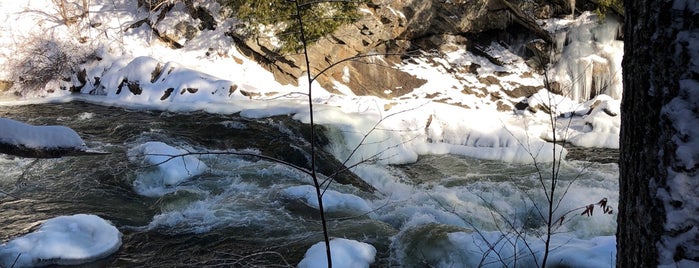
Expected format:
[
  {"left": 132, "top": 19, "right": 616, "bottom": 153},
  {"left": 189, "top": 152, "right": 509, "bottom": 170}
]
[
  {"left": 447, "top": 232, "right": 616, "bottom": 268},
  {"left": 367, "top": 158, "right": 618, "bottom": 240},
  {"left": 281, "top": 185, "right": 373, "bottom": 215},
  {"left": 128, "top": 141, "right": 208, "bottom": 197}
]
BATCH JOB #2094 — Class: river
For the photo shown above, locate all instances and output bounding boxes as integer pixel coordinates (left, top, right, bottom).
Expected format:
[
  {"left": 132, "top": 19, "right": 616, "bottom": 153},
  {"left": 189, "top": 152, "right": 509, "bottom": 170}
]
[{"left": 0, "top": 101, "right": 618, "bottom": 267}]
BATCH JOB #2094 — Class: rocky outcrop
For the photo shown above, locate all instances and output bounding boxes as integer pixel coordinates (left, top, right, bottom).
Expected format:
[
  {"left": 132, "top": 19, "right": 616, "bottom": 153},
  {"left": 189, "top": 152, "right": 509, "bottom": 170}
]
[
  {"left": 224, "top": 0, "right": 573, "bottom": 98},
  {"left": 131, "top": 0, "right": 217, "bottom": 49},
  {"left": 121, "top": 0, "right": 610, "bottom": 104},
  {"left": 398, "top": 0, "right": 509, "bottom": 39},
  {"left": 226, "top": 0, "right": 426, "bottom": 96}
]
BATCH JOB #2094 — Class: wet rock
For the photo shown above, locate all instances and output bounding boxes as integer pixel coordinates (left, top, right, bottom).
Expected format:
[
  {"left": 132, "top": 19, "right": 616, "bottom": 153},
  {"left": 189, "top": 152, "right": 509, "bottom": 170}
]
[
  {"left": 392, "top": 223, "right": 471, "bottom": 266},
  {"left": 0, "top": 142, "right": 103, "bottom": 158},
  {"left": 117, "top": 79, "right": 142, "bottom": 95},
  {"left": 169, "top": 113, "right": 376, "bottom": 193}
]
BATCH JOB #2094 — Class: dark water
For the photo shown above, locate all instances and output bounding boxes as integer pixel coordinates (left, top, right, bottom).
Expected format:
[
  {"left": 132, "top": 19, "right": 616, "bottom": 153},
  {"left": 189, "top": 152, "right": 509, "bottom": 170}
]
[
  {"left": 0, "top": 101, "right": 619, "bottom": 267},
  {"left": 565, "top": 145, "right": 619, "bottom": 164},
  {"left": 0, "top": 101, "right": 391, "bottom": 267}
]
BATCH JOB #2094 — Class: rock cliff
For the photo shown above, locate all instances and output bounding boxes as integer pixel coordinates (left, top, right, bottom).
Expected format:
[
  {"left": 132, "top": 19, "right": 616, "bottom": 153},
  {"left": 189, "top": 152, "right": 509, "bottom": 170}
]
[
  {"left": 136, "top": 0, "right": 606, "bottom": 100},
  {"left": 224, "top": 0, "right": 572, "bottom": 97}
]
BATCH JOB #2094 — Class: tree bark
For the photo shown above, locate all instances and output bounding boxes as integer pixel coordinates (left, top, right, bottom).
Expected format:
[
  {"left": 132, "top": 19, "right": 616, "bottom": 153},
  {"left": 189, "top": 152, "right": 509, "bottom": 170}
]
[{"left": 619, "top": 0, "right": 699, "bottom": 266}]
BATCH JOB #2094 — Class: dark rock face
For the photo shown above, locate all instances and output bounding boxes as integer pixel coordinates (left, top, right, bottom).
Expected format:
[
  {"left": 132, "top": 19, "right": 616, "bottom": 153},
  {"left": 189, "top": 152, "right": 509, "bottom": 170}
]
[{"left": 399, "top": 0, "right": 510, "bottom": 39}]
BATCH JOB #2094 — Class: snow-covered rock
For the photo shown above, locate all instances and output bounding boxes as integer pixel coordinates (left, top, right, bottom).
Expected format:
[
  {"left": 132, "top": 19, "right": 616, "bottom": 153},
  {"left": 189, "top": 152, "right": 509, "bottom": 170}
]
[
  {"left": 0, "top": 117, "right": 87, "bottom": 158},
  {"left": 0, "top": 214, "right": 122, "bottom": 267},
  {"left": 297, "top": 238, "right": 376, "bottom": 268}
]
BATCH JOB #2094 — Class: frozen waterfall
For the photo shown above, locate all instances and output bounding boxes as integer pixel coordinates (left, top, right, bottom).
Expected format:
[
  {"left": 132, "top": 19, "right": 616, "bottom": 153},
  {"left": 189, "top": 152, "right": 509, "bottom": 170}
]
[{"left": 551, "top": 12, "right": 624, "bottom": 102}]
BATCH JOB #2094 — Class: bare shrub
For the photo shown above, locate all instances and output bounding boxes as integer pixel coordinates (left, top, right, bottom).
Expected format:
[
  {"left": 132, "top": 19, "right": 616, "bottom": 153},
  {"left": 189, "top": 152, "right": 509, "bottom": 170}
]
[
  {"left": 7, "top": 36, "right": 91, "bottom": 95},
  {"left": 51, "top": 0, "right": 89, "bottom": 26}
]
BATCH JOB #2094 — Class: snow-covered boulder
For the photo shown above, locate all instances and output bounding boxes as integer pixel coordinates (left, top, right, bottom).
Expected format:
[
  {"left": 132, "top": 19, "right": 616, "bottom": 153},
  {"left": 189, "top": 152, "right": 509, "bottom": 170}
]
[
  {"left": 0, "top": 117, "right": 87, "bottom": 158},
  {"left": 567, "top": 96, "right": 621, "bottom": 148},
  {"left": 297, "top": 238, "right": 376, "bottom": 268},
  {"left": 0, "top": 214, "right": 122, "bottom": 267}
]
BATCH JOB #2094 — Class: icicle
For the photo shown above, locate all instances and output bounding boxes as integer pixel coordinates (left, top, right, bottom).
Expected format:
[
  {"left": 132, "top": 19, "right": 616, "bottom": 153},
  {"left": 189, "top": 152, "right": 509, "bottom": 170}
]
[{"left": 551, "top": 12, "right": 623, "bottom": 102}]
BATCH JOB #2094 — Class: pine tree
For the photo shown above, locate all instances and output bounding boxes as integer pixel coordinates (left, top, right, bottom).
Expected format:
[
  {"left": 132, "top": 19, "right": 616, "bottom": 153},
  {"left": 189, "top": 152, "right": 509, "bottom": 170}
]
[{"left": 222, "top": 0, "right": 363, "bottom": 52}]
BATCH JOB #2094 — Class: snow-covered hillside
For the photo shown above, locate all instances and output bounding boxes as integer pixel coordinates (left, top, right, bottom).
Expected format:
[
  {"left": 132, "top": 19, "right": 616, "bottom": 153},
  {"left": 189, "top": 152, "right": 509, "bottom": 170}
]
[{"left": 0, "top": 1, "right": 623, "bottom": 154}]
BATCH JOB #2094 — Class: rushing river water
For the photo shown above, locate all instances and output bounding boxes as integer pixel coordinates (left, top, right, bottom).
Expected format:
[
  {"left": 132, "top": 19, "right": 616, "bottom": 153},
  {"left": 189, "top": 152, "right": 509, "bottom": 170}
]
[{"left": 0, "top": 101, "right": 619, "bottom": 267}]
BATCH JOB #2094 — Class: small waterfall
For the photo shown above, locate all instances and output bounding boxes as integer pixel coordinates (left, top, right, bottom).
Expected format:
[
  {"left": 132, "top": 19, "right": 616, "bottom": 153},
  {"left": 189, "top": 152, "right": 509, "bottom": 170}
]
[{"left": 551, "top": 13, "right": 623, "bottom": 102}]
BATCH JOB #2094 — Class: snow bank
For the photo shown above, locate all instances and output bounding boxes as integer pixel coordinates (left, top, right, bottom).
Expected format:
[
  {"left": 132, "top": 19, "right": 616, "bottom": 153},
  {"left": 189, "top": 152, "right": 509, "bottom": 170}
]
[
  {"left": 281, "top": 185, "right": 373, "bottom": 215},
  {"left": 310, "top": 101, "right": 568, "bottom": 165},
  {"left": 298, "top": 238, "right": 376, "bottom": 268},
  {"left": 0, "top": 214, "right": 122, "bottom": 267},
  {"left": 524, "top": 91, "right": 620, "bottom": 149},
  {"left": 567, "top": 96, "right": 621, "bottom": 148},
  {"left": 128, "top": 141, "right": 208, "bottom": 197},
  {"left": 0, "top": 117, "right": 85, "bottom": 149},
  {"left": 527, "top": 88, "right": 587, "bottom": 115},
  {"left": 89, "top": 56, "right": 248, "bottom": 104}
]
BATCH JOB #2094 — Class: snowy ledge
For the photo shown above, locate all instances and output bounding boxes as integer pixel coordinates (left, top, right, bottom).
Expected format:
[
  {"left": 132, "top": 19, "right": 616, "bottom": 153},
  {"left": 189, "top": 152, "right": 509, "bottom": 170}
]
[{"left": 0, "top": 117, "right": 98, "bottom": 158}]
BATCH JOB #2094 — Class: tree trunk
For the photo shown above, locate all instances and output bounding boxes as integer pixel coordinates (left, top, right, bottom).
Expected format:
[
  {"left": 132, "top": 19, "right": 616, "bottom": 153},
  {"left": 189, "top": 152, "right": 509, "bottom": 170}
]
[{"left": 618, "top": 0, "right": 699, "bottom": 267}]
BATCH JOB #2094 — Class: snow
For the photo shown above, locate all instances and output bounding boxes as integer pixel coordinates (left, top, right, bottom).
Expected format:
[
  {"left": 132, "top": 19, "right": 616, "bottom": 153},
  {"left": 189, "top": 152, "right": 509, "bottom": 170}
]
[
  {"left": 298, "top": 238, "right": 376, "bottom": 268},
  {"left": 0, "top": 117, "right": 86, "bottom": 149},
  {"left": 89, "top": 55, "right": 247, "bottom": 106},
  {"left": 128, "top": 141, "right": 208, "bottom": 197},
  {"left": 0, "top": 214, "right": 122, "bottom": 267}
]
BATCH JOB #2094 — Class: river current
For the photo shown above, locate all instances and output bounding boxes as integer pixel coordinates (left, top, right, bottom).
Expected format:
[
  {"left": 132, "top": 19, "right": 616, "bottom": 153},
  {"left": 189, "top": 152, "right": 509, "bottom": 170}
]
[{"left": 0, "top": 101, "right": 618, "bottom": 267}]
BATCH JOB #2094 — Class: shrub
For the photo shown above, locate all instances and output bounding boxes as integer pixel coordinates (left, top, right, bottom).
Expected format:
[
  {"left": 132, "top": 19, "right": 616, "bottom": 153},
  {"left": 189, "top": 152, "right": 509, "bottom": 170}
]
[
  {"left": 8, "top": 38, "right": 89, "bottom": 95},
  {"left": 595, "top": 0, "right": 623, "bottom": 21},
  {"left": 220, "top": 0, "right": 364, "bottom": 52}
]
